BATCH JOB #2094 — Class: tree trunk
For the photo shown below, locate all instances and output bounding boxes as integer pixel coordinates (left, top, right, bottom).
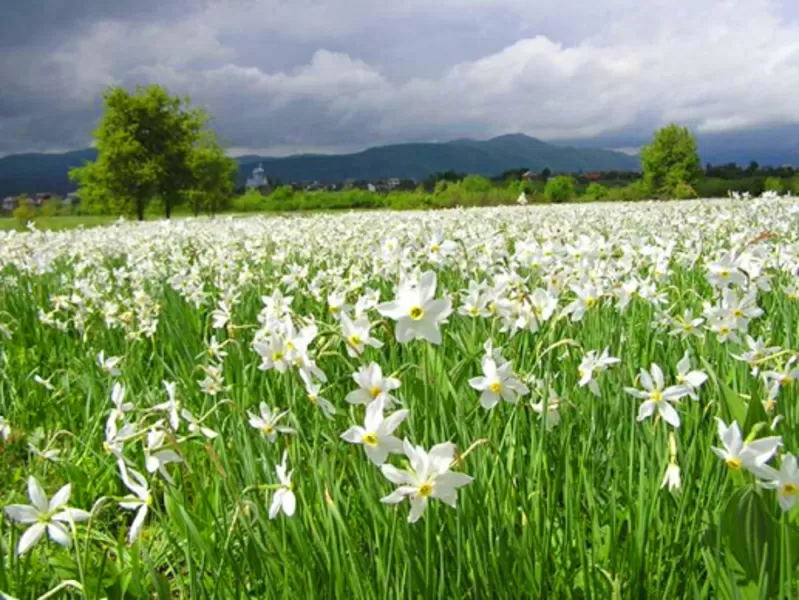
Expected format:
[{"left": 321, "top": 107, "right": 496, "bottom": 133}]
[{"left": 136, "top": 199, "right": 145, "bottom": 221}]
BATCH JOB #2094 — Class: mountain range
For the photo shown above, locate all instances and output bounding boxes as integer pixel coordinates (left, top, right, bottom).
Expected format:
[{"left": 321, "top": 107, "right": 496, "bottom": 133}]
[
  {"left": 0, "top": 134, "right": 638, "bottom": 198},
  {"left": 2, "top": 130, "right": 797, "bottom": 198}
]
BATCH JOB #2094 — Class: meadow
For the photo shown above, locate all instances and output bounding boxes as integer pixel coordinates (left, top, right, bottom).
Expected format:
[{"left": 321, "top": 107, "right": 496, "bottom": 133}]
[{"left": 1, "top": 198, "right": 799, "bottom": 598}]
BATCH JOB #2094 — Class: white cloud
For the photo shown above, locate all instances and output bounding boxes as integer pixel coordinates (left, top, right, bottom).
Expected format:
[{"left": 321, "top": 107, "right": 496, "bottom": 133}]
[{"left": 3, "top": 0, "right": 799, "bottom": 154}]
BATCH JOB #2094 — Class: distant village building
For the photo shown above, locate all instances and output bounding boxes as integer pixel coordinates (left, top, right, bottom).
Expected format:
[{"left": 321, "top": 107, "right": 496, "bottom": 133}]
[
  {"left": 386, "top": 178, "right": 401, "bottom": 190},
  {"left": 522, "top": 170, "right": 536, "bottom": 181},
  {"left": 32, "top": 193, "right": 52, "bottom": 207},
  {"left": 245, "top": 164, "right": 272, "bottom": 194},
  {"left": 2, "top": 196, "right": 16, "bottom": 212},
  {"left": 367, "top": 183, "right": 377, "bottom": 193},
  {"left": 64, "top": 192, "right": 80, "bottom": 207}
]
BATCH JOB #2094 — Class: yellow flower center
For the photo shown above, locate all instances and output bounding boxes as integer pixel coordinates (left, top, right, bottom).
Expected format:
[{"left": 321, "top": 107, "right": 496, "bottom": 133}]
[
  {"left": 650, "top": 390, "right": 663, "bottom": 403},
  {"left": 725, "top": 457, "right": 742, "bottom": 470},
  {"left": 782, "top": 375, "right": 794, "bottom": 385},
  {"left": 468, "top": 306, "right": 479, "bottom": 316},
  {"left": 782, "top": 483, "right": 799, "bottom": 496},
  {"left": 585, "top": 297, "right": 597, "bottom": 308},
  {"left": 683, "top": 323, "right": 694, "bottom": 332},
  {"left": 720, "top": 269, "right": 730, "bottom": 279},
  {"left": 719, "top": 326, "right": 730, "bottom": 335},
  {"left": 733, "top": 309, "right": 744, "bottom": 319},
  {"left": 271, "top": 351, "right": 284, "bottom": 362},
  {"left": 418, "top": 482, "right": 433, "bottom": 498},
  {"left": 285, "top": 341, "right": 295, "bottom": 351},
  {"left": 489, "top": 381, "right": 503, "bottom": 394},
  {"left": 362, "top": 432, "right": 378, "bottom": 447},
  {"left": 577, "top": 368, "right": 586, "bottom": 379},
  {"left": 307, "top": 394, "right": 317, "bottom": 404},
  {"left": 329, "top": 305, "right": 341, "bottom": 313},
  {"left": 431, "top": 244, "right": 440, "bottom": 253},
  {"left": 262, "top": 424, "right": 275, "bottom": 435},
  {"left": 348, "top": 334, "right": 362, "bottom": 347},
  {"left": 369, "top": 386, "right": 382, "bottom": 399},
  {"left": 409, "top": 306, "right": 424, "bottom": 320}
]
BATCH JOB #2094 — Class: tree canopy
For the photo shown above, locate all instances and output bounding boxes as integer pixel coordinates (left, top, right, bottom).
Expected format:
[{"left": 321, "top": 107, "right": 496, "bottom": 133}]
[
  {"left": 640, "top": 124, "right": 702, "bottom": 197},
  {"left": 70, "top": 85, "right": 234, "bottom": 220}
]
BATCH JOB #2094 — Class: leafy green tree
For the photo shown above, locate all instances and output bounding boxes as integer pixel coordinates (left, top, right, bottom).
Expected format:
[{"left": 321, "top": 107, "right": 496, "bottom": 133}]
[
  {"left": 640, "top": 124, "right": 702, "bottom": 197},
  {"left": 584, "top": 182, "right": 609, "bottom": 200},
  {"left": 12, "top": 197, "right": 36, "bottom": 225},
  {"left": 185, "top": 135, "right": 237, "bottom": 216},
  {"left": 544, "top": 175, "right": 576, "bottom": 203},
  {"left": 70, "top": 85, "right": 206, "bottom": 220},
  {"left": 459, "top": 175, "right": 493, "bottom": 193},
  {"left": 764, "top": 176, "right": 784, "bottom": 194}
]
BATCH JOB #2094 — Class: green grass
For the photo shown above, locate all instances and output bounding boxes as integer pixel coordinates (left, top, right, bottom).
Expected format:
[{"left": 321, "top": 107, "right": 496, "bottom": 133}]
[
  {"left": 0, "top": 215, "right": 120, "bottom": 231},
  {"left": 0, "top": 202, "right": 798, "bottom": 598}
]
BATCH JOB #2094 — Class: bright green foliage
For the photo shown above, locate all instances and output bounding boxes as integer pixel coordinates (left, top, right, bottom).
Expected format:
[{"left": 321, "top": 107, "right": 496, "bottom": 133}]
[
  {"left": 640, "top": 124, "right": 702, "bottom": 197},
  {"left": 11, "top": 197, "right": 35, "bottom": 225},
  {"left": 764, "top": 177, "right": 784, "bottom": 194},
  {"left": 70, "top": 85, "right": 207, "bottom": 220},
  {"left": 584, "top": 182, "right": 609, "bottom": 200},
  {"left": 185, "top": 135, "right": 237, "bottom": 216},
  {"left": 459, "top": 175, "right": 493, "bottom": 194},
  {"left": 544, "top": 175, "right": 576, "bottom": 203},
  {"left": 673, "top": 181, "right": 698, "bottom": 199}
]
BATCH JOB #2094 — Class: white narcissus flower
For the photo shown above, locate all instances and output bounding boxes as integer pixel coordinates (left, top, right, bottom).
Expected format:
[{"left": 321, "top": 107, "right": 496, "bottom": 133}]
[
  {"left": 345, "top": 363, "right": 401, "bottom": 408},
  {"left": 377, "top": 271, "right": 452, "bottom": 344},
  {"left": 97, "top": 350, "right": 123, "bottom": 377},
  {"left": 118, "top": 461, "right": 152, "bottom": 545},
  {"left": 340, "top": 397, "right": 409, "bottom": 465},
  {"left": 33, "top": 374, "right": 55, "bottom": 391},
  {"left": 380, "top": 440, "right": 473, "bottom": 523},
  {"left": 4, "top": 477, "right": 90, "bottom": 555},
  {"left": 269, "top": 451, "right": 296, "bottom": 519},
  {"left": 299, "top": 368, "right": 336, "bottom": 419},
  {"left": 531, "top": 388, "right": 561, "bottom": 430},
  {"left": 711, "top": 418, "right": 781, "bottom": 478},
  {"left": 0, "top": 416, "right": 10, "bottom": 441},
  {"left": 661, "top": 462, "right": 682, "bottom": 492},
  {"left": 468, "top": 355, "right": 529, "bottom": 409},
  {"left": 155, "top": 380, "right": 181, "bottom": 431},
  {"left": 625, "top": 363, "right": 688, "bottom": 428},
  {"left": 577, "top": 347, "right": 620, "bottom": 396},
  {"left": 145, "top": 428, "right": 183, "bottom": 483},
  {"left": 674, "top": 351, "right": 708, "bottom": 400},
  {"left": 180, "top": 408, "right": 218, "bottom": 439},
  {"left": 760, "top": 454, "right": 799, "bottom": 512},
  {"left": 340, "top": 312, "right": 383, "bottom": 357},
  {"left": 247, "top": 403, "right": 296, "bottom": 442}
]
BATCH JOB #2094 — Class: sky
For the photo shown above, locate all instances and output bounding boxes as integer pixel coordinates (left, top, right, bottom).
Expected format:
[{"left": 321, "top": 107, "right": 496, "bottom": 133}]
[{"left": 2, "top": 0, "right": 799, "bottom": 157}]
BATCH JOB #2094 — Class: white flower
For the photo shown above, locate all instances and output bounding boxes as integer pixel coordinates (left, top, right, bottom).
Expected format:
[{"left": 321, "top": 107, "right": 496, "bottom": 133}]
[
  {"left": 711, "top": 418, "right": 781, "bottom": 478},
  {"left": 381, "top": 440, "right": 473, "bottom": 523},
  {"left": 625, "top": 363, "right": 688, "bottom": 428},
  {"left": 118, "top": 461, "right": 152, "bottom": 544},
  {"left": 340, "top": 312, "right": 383, "bottom": 357},
  {"left": 33, "top": 374, "right": 55, "bottom": 391},
  {"left": 577, "top": 347, "right": 620, "bottom": 396},
  {"left": 345, "top": 363, "right": 401, "bottom": 407},
  {"left": 97, "top": 350, "right": 123, "bottom": 377},
  {"left": 180, "top": 408, "right": 218, "bottom": 439},
  {"left": 247, "top": 403, "right": 295, "bottom": 442},
  {"left": 154, "top": 381, "right": 181, "bottom": 431},
  {"left": 468, "top": 355, "right": 529, "bottom": 409},
  {"left": 341, "top": 397, "right": 409, "bottom": 465},
  {"left": 377, "top": 271, "right": 453, "bottom": 344},
  {"left": 759, "top": 454, "right": 799, "bottom": 512},
  {"left": 144, "top": 428, "right": 183, "bottom": 483},
  {"left": 661, "top": 462, "right": 682, "bottom": 492},
  {"left": 4, "top": 477, "right": 90, "bottom": 555},
  {"left": 674, "top": 351, "right": 708, "bottom": 400},
  {"left": 269, "top": 451, "right": 296, "bottom": 519},
  {"left": 531, "top": 388, "right": 561, "bottom": 430},
  {"left": 0, "top": 416, "right": 10, "bottom": 441},
  {"left": 299, "top": 368, "right": 336, "bottom": 419},
  {"left": 109, "top": 382, "right": 134, "bottom": 421}
]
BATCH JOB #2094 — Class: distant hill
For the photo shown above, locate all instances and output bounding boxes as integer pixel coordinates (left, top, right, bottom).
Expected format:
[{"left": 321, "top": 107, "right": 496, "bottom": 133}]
[
  {"left": 0, "top": 134, "right": 639, "bottom": 197},
  {"left": 236, "top": 134, "right": 640, "bottom": 186}
]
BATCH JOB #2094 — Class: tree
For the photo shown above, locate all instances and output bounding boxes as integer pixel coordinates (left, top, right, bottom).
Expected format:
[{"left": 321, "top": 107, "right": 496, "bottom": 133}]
[
  {"left": 544, "top": 175, "right": 576, "bottom": 203},
  {"left": 584, "top": 182, "right": 609, "bottom": 200},
  {"left": 185, "top": 134, "right": 237, "bottom": 216},
  {"left": 70, "top": 85, "right": 206, "bottom": 220},
  {"left": 764, "top": 176, "right": 783, "bottom": 194},
  {"left": 12, "top": 197, "right": 36, "bottom": 225},
  {"left": 640, "top": 124, "right": 702, "bottom": 197}
]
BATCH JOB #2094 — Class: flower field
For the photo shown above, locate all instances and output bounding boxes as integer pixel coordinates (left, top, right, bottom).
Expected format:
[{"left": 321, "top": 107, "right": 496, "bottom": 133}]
[{"left": 1, "top": 197, "right": 799, "bottom": 598}]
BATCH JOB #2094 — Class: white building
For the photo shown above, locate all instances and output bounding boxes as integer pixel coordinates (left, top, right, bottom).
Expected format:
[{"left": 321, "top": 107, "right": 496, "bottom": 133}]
[{"left": 246, "top": 164, "right": 270, "bottom": 190}]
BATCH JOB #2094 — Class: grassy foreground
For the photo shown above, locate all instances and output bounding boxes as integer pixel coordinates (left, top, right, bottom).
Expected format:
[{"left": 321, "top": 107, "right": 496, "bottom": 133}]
[{"left": 1, "top": 200, "right": 799, "bottom": 598}]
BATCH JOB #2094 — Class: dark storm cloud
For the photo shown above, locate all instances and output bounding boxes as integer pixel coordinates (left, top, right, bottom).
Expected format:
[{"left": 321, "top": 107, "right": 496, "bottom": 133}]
[{"left": 2, "top": 0, "right": 799, "bottom": 156}]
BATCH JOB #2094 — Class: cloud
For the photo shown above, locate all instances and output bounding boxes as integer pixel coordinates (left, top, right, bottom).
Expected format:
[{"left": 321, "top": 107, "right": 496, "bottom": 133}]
[{"left": 2, "top": 0, "right": 799, "bottom": 155}]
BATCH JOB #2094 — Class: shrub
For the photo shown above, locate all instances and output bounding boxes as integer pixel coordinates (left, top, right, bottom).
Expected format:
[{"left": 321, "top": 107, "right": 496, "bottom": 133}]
[
  {"left": 584, "top": 182, "right": 609, "bottom": 201},
  {"left": 764, "top": 177, "right": 784, "bottom": 194},
  {"left": 231, "top": 190, "right": 266, "bottom": 212},
  {"left": 544, "top": 176, "right": 576, "bottom": 203},
  {"left": 673, "top": 181, "right": 698, "bottom": 199},
  {"left": 12, "top": 198, "right": 37, "bottom": 225}
]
